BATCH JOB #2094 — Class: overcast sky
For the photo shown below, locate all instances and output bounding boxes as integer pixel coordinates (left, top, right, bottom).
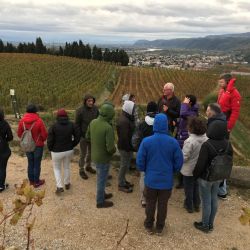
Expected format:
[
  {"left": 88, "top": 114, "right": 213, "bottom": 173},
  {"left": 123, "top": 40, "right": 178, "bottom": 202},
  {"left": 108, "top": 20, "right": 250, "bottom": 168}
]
[{"left": 0, "top": 0, "right": 250, "bottom": 44}]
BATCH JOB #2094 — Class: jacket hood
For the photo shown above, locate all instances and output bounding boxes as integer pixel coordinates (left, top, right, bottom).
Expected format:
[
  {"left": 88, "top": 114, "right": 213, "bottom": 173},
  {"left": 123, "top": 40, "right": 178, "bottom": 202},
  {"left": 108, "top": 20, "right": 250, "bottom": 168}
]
[
  {"left": 189, "top": 133, "right": 207, "bottom": 142},
  {"left": 153, "top": 114, "right": 168, "bottom": 134},
  {"left": 145, "top": 116, "right": 155, "bottom": 126},
  {"left": 99, "top": 103, "right": 115, "bottom": 122},
  {"left": 23, "top": 113, "right": 40, "bottom": 124},
  {"left": 191, "top": 103, "right": 199, "bottom": 113},
  {"left": 56, "top": 116, "right": 69, "bottom": 125},
  {"left": 206, "top": 120, "right": 227, "bottom": 140},
  {"left": 207, "top": 112, "right": 226, "bottom": 126},
  {"left": 226, "top": 78, "right": 236, "bottom": 93},
  {"left": 83, "top": 94, "right": 96, "bottom": 106},
  {"left": 122, "top": 100, "right": 135, "bottom": 116}
]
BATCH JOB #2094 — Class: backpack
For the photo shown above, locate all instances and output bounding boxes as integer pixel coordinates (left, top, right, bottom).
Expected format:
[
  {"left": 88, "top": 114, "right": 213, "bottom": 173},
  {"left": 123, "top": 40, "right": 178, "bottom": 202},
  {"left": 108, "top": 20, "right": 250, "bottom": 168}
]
[
  {"left": 20, "top": 122, "right": 37, "bottom": 152},
  {"left": 205, "top": 141, "right": 233, "bottom": 182}
]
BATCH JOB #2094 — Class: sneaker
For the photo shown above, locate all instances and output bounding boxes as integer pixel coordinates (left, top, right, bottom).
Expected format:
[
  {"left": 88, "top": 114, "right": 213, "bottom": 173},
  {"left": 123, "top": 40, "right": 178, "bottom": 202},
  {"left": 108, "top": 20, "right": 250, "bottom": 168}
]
[
  {"left": 125, "top": 181, "right": 134, "bottom": 188},
  {"left": 118, "top": 185, "right": 133, "bottom": 193},
  {"left": 141, "top": 200, "right": 146, "bottom": 208},
  {"left": 144, "top": 222, "right": 154, "bottom": 235},
  {"left": 34, "top": 179, "right": 45, "bottom": 188},
  {"left": 104, "top": 193, "right": 113, "bottom": 200},
  {"left": 194, "top": 222, "right": 209, "bottom": 233},
  {"left": 155, "top": 227, "right": 164, "bottom": 236},
  {"left": 218, "top": 194, "right": 227, "bottom": 200},
  {"left": 55, "top": 187, "right": 64, "bottom": 194},
  {"left": 96, "top": 201, "right": 114, "bottom": 208},
  {"left": 0, "top": 184, "right": 9, "bottom": 192},
  {"left": 65, "top": 183, "right": 71, "bottom": 190},
  {"left": 86, "top": 167, "right": 96, "bottom": 174},
  {"left": 80, "top": 171, "right": 88, "bottom": 180},
  {"left": 209, "top": 224, "right": 214, "bottom": 232}
]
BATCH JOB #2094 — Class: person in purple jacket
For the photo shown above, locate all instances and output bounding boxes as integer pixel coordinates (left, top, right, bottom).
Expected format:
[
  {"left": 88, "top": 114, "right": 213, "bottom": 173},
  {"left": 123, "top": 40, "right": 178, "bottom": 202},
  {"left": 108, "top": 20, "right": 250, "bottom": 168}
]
[{"left": 176, "top": 95, "right": 199, "bottom": 189}]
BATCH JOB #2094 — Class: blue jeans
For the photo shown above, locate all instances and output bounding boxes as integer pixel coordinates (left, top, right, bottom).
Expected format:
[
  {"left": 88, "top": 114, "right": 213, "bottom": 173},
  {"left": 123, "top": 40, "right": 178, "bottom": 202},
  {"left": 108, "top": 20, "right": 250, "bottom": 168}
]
[
  {"left": 26, "top": 147, "right": 44, "bottom": 183},
  {"left": 218, "top": 180, "right": 227, "bottom": 196},
  {"left": 199, "top": 178, "right": 221, "bottom": 227},
  {"left": 183, "top": 176, "right": 200, "bottom": 210},
  {"left": 96, "top": 163, "right": 110, "bottom": 204}
]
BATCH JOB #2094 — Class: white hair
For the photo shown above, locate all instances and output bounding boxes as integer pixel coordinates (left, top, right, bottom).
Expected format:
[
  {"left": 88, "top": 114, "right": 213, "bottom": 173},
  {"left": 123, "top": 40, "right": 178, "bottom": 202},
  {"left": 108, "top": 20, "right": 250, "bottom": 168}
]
[{"left": 164, "top": 82, "right": 175, "bottom": 91}]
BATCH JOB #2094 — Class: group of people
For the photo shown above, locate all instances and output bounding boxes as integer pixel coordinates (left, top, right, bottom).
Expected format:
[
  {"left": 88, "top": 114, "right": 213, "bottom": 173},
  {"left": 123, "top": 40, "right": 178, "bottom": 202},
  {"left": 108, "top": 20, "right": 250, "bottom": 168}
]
[{"left": 0, "top": 73, "right": 241, "bottom": 235}]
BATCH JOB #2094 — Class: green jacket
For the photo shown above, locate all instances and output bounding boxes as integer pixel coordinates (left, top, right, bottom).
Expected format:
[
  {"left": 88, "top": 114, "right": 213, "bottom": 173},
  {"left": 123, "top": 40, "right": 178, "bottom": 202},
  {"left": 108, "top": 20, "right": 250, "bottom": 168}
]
[{"left": 86, "top": 102, "right": 116, "bottom": 164}]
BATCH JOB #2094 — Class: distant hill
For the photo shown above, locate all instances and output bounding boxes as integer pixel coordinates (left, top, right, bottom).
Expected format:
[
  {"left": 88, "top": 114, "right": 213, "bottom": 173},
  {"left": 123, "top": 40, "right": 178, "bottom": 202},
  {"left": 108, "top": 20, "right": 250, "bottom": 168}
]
[{"left": 134, "top": 32, "right": 250, "bottom": 51}]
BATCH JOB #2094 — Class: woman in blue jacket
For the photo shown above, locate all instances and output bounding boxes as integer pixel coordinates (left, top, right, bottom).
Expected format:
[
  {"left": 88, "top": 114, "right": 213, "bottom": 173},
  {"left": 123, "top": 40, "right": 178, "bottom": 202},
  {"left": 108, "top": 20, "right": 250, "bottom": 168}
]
[{"left": 136, "top": 113, "right": 183, "bottom": 235}]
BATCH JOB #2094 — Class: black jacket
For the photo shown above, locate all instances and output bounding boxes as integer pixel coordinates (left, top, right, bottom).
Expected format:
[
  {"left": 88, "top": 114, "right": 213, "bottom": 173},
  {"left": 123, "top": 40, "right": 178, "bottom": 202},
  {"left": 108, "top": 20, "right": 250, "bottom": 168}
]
[
  {"left": 117, "top": 111, "right": 135, "bottom": 152},
  {"left": 47, "top": 117, "right": 81, "bottom": 152},
  {"left": 193, "top": 120, "right": 233, "bottom": 180},
  {"left": 158, "top": 95, "right": 181, "bottom": 133},
  {"left": 75, "top": 95, "right": 99, "bottom": 138},
  {"left": 0, "top": 118, "right": 13, "bottom": 156}
]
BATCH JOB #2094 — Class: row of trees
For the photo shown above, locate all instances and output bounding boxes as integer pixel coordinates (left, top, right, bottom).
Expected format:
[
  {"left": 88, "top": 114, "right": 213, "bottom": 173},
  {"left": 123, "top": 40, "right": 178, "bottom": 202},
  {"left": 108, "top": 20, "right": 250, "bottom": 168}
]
[{"left": 0, "top": 37, "right": 129, "bottom": 66}]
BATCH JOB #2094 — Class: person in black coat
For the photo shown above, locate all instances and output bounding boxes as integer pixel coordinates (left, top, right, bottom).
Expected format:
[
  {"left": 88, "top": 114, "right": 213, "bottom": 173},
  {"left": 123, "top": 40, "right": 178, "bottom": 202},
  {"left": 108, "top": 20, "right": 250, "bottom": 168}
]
[
  {"left": 47, "top": 109, "right": 81, "bottom": 194},
  {"left": 193, "top": 118, "right": 233, "bottom": 233},
  {"left": 0, "top": 108, "right": 13, "bottom": 192}
]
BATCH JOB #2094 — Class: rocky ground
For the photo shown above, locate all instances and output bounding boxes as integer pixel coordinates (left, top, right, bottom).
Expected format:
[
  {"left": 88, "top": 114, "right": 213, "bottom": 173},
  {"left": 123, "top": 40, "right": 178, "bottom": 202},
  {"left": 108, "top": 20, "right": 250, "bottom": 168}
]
[{"left": 0, "top": 154, "right": 250, "bottom": 250}]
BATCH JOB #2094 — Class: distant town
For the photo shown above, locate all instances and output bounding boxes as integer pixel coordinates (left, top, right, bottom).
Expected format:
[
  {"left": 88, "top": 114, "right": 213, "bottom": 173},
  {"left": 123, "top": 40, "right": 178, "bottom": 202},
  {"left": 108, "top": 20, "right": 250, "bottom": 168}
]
[{"left": 127, "top": 49, "right": 249, "bottom": 70}]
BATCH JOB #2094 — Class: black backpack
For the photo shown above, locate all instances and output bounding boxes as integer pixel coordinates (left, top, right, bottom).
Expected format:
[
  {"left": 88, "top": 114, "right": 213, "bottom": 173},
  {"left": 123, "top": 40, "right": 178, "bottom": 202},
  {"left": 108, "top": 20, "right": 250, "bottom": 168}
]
[{"left": 205, "top": 141, "right": 233, "bottom": 182}]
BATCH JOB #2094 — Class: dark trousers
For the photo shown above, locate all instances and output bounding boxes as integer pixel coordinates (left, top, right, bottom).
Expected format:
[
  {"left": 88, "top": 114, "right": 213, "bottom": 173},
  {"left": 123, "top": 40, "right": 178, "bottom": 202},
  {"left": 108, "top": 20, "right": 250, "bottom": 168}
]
[
  {"left": 79, "top": 138, "right": 91, "bottom": 172},
  {"left": 144, "top": 186, "right": 172, "bottom": 230},
  {"left": 183, "top": 176, "right": 200, "bottom": 210},
  {"left": 26, "top": 146, "right": 43, "bottom": 183},
  {"left": 0, "top": 151, "right": 11, "bottom": 188}
]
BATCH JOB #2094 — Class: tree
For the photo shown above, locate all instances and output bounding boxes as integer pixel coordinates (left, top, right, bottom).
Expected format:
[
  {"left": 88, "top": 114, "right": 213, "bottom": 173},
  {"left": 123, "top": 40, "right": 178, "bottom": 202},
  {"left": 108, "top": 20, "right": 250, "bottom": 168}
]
[
  {"left": 85, "top": 44, "right": 92, "bottom": 59},
  {"left": 103, "top": 48, "right": 111, "bottom": 62},
  {"left": 4, "top": 42, "right": 15, "bottom": 53},
  {"left": 35, "top": 37, "right": 46, "bottom": 54},
  {"left": 17, "top": 43, "right": 24, "bottom": 53},
  {"left": 78, "top": 40, "right": 86, "bottom": 59},
  {"left": 0, "top": 39, "right": 4, "bottom": 52}
]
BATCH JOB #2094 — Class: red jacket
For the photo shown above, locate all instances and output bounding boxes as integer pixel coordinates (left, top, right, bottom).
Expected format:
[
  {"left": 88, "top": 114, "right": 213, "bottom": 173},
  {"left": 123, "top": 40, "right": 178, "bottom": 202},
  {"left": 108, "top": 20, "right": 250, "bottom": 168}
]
[
  {"left": 17, "top": 113, "right": 48, "bottom": 147},
  {"left": 217, "top": 78, "right": 241, "bottom": 131}
]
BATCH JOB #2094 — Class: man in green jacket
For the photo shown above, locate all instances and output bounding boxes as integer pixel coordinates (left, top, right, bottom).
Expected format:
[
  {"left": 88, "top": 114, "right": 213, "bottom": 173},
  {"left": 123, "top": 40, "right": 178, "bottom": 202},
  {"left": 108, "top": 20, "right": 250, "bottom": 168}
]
[{"left": 86, "top": 102, "right": 116, "bottom": 208}]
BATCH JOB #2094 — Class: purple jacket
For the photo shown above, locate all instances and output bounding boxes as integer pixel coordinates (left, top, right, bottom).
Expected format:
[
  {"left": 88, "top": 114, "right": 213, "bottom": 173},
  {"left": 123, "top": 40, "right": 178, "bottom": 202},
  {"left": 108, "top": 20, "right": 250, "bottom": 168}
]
[{"left": 177, "top": 103, "right": 199, "bottom": 148}]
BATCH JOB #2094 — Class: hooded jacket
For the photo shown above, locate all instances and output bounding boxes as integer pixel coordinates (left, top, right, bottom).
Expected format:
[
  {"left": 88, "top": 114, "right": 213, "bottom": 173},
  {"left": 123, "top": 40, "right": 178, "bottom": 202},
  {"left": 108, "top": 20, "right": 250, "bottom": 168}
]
[
  {"left": 136, "top": 114, "right": 183, "bottom": 190},
  {"left": 47, "top": 116, "right": 81, "bottom": 152},
  {"left": 117, "top": 101, "right": 135, "bottom": 152},
  {"left": 17, "top": 113, "right": 48, "bottom": 147},
  {"left": 177, "top": 103, "right": 199, "bottom": 148},
  {"left": 217, "top": 78, "right": 241, "bottom": 131},
  {"left": 193, "top": 120, "right": 233, "bottom": 181},
  {"left": 0, "top": 112, "right": 13, "bottom": 155},
  {"left": 75, "top": 94, "right": 99, "bottom": 138},
  {"left": 86, "top": 103, "right": 116, "bottom": 164}
]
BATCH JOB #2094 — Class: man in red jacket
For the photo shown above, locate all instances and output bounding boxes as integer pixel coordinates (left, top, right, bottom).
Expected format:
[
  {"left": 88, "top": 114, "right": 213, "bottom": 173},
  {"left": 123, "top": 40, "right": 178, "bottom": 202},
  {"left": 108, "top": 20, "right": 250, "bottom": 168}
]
[
  {"left": 217, "top": 73, "right": 241, "bottom": 199},
  {"left": 17, "top": 104, "right": 48, "bottom": 188}
]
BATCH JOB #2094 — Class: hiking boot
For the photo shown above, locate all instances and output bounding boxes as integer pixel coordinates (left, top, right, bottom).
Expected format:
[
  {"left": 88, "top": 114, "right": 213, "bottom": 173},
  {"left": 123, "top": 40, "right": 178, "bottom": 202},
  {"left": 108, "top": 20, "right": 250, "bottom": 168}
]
[
  {"left": 184, "top": 204, "right": 193, "bottom": 213},
  {"left": 65, "top": 183, "right": 71, "bottom": 190},
  {"left": 96, "top": 200, "right": 114, "bottom": 208},
  {"left": 141, "top": 200, "right": 146, "bottom": 208},
  {"left": 86, "top": 167, "right": 96, "bottom": 174},
  {"left": 55, "top": 187, "right": 64, "bottom": 194},
  {"left": 104, "top": 193, "right": 113, "bottom": 200},
  {"left": 125, "top": 180, "right": 134, "bottom": 188},
  {"left": 80, "top": 170, "right": 88, "bottom": 180},
  {"left": 194, "top": 222, "right": 209, "bottom": 233},
  {"left": 0, "top": 183, "right": 9, "bottom": 192},
  {"left": 118, "top": 185, "right": 133, "bottom": 193},
  {"left": 194, "top": 207, "right": 200, "bottom": 212},
  {"left": 144, "top": 221, "right": 154, "bottom": 235},
  {"left": 34, "top": 179, "right": 45, "bottom": 188},
  {"left": 155, "top": 227, "right": 164, "bottom": 236},
  {"left": 218, "top": 194, "right": 227, "bottom": 200},
  {"left": 209, "top": 224, "right": 214, "bottom": 232}
]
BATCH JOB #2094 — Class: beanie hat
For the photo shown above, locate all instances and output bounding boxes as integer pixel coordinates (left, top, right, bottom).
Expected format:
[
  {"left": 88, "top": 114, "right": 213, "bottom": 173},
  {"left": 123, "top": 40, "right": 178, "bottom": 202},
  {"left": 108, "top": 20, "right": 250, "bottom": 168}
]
[
  {"left": 57, "top": 108, "right": 68, "bottom": 117},
  {"left": 147, "top": 101, "right": 158, "bottom": 113},
  {"left": 26, "top": 104, "right": 38, "bottom": 113},
  {"left": 122, "top": 94, "right": 130, "bottom": 102}
]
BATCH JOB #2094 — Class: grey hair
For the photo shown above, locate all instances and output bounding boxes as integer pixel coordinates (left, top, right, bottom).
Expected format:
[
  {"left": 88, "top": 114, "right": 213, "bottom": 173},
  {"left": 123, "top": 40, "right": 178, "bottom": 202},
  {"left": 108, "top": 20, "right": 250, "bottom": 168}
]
[{"left": 164, "top": 82, "right": 175, "bottom": 91}]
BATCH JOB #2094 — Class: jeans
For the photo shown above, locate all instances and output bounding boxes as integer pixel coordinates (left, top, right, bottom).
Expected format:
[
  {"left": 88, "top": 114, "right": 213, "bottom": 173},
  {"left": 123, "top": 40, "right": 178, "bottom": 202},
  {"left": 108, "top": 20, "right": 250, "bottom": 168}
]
[
  {"left": 183, "top": 176, "right": 200, "bottom": 210},
  {"left": 144, "top": 186, "right": 172, "bottom": 230},
  {"left": 96, "top": 163, "right": 110, "bottom": 204},
  {"left": 199, "top": 178, "right": 221, "bottom": 227},
  {"left": 0, "top": 150, "right": 11, "bottom": 188},
  {"left": 118, "top": 150, "right": 133, "bottom": 186},
  {"left": 79, "top": 138, "right": 91, "bottom": 172},
  {"left": 218, "top": 180, "right": 227, "bottom": 196},
  {"left": 26, "top": 146, "right": 43, "bottom": 183},
  {"left": 51, "top": 150, "right": 74, "bottom": 188}
]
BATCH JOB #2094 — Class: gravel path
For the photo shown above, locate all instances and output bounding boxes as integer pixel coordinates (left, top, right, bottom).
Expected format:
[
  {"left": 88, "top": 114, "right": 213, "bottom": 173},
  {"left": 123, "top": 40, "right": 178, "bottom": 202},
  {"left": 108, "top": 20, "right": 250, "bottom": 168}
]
[{"left": 1, "top": 154, "right": 250, "bottom": 250}]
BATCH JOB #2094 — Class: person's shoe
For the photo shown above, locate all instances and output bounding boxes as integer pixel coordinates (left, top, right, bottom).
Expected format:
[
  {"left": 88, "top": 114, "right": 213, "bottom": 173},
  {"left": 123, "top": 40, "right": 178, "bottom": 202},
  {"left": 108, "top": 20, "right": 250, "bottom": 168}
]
[
  {"left": 125, "top": 181, "right": 134, "bottom": 188},
  {"left": 218, "top": 194, "right": 227, "bottom": 200},
  {"left": 194, "top": 222, "right": 209, "bottom": 233},
  {"left": 141, "top": 200, "right": 146, "bottom": 208},
  {"left": 107, "top": 175, "right": 112, "bottom": 180},
  {"left": 194, "top": 207, "right": 200, "bottom": 212},
  {"left": 144, "top": 221, "right": 154, "bottom": 235},
  {"left": 129, "top": 165, "right": 136, "bottom": 171},
  {"left": 209, "top": 224, "right": 214, "bottom": 232},
  {"left": 104, "top": 193, "right": 113, "bottom": 200},
  {"left": 0, "top": 184, "right": 9, "bottom": 192},
  {"left": 175, "top": 184, "right": 184, "bottom": 189},
  {"left": 86, "top": 167, "right": 96, "bottom": 174},
  {"left": 118, "top": 185, "right": 133, "bottom": 193},
  {"left": 34, "top": 179, "right": 45, "bottom": 188},
  {"left": 29, "top": 181, "right": 35, "bottom": 186},
  {"left": 65, "top": 183, "right": 71, "bottom": 190},
  {"left": 96, "top": 200, "right": 114, "bottom": 208},
  {"left": 106, "top": 181, "right": 111, "bottom": 187},
  {"left": 80, "top": 171, "right": 88, "bottom": 180},
  {"left": 155, "top": 227, "right": 164, "bottom": 236},
  {"left": 184, "top": 204, "right": 193, "bottom": 213},
  {"left": 55, "top": 187, "right": 64, "bottom": 194}
]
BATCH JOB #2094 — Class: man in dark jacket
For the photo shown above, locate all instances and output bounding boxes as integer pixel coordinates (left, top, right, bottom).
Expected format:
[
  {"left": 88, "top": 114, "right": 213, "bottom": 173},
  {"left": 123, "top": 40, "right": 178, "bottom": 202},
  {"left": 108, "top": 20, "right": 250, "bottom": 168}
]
[
  {"left": 193, "top": 117, "right": 233, "bottom": 233},
  {"left": 75, "top": 94, "right": 99, "bottom": 179},
  {"left": 117, "top": 100, "right": 135, "bottom": 193},
  {"left": 0, "top": 108, "right": 13, "bottom": 192},
  {"left": 158, "top": 82, "right": 181, "bottom": 134}
]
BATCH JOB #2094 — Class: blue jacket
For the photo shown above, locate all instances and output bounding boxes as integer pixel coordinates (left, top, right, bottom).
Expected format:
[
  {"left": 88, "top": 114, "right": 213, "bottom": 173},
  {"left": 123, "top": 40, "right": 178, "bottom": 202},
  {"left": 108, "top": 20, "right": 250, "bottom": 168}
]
[{"left": 136, "top": 113, "right": 183, "bottom": 190}]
